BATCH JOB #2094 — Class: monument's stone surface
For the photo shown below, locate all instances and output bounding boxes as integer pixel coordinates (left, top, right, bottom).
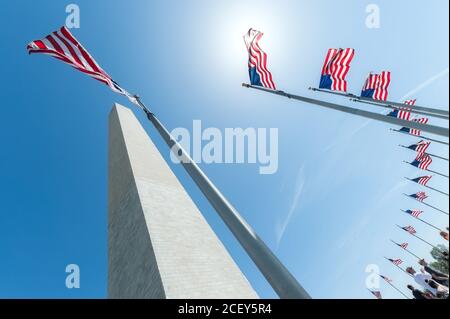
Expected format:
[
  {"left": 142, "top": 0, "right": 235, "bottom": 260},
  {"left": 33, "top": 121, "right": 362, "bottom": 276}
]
[{"left": 108, "top": 104, "right": 258, "bottom": 299}]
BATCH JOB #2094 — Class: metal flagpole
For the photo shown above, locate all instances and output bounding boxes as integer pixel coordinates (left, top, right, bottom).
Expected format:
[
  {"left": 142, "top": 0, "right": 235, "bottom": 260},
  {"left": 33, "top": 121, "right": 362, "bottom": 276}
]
[
  {"left": 352, "top": 99, "right": 449, "bottom": 120},
  {"left": 402, "top": 193, "right": 449, "bottom": 215},
  {"left": 400, "top": 210, "right": 443, "bottom": 231},
  {"left": 399, "top": 145, "right": 449, "bottom": 162},
  {"left": 387, "top": 281, "right": 410, "bottom": 299},
  {"left": 404, "top": 177, "right": 449, "bottom": 197},
  {"left": 390, "top": 129, "right": 449, "bottom": 145},
  {"left": 310, "top": 87, "right": 450, "bottom": 117},
  {"left": 379, "top": 275, "right": 410, "bottom": 299},
  {"left": 396, "top": 225, "right": 441, "bottom": 249},
  {"left": 241, "top": 84, "right": 449, "bottom": 137},
  {"left": 402, "top": 161, "right": 449, "bottom": 179},
  {"left": 390, "top": 240, "right": 422, "bottom": 260},
  {"left": 131, "top": 95, "right": 311, "bottom": 299}
]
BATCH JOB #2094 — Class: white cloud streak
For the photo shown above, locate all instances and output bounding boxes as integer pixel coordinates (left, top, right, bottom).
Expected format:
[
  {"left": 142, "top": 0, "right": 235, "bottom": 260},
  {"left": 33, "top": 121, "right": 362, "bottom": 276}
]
[
  {"left": 400, "top": 68, "right": 449, "bottom": 101},
  {"left": 275, "top": 164, "right": 305, "bottom": 249}
]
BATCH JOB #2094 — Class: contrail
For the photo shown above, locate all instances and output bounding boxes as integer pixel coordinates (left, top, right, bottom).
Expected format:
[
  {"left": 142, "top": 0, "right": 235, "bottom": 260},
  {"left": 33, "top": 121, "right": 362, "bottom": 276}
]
[
  {"left": 276, "top": 165, "right": 305, "bottom": 249},
  {"left": 400, "top": 68, "right": 449, "bottom": 101}
]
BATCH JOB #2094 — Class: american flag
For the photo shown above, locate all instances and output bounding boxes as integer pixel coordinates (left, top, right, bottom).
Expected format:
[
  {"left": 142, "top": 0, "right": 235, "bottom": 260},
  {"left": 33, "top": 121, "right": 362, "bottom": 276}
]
[
  {"left": 411, "top": 175, "right": 432, "bottom": 186},
  {"left": 370, "top": 290, "right": 382, "bottom": 299},
  {"left": 380, "top": 275, "right": 392, "bottom": 283},
  {"left": 411, "top": 153, "right": 433, "bottom": 170},
  {"left": 387, "top": 108, "right": 411, "bottom": 120},
  {"left": 319, "top": 48, "right": 355, "bottom": 92},
  {"left": 389, "top": 258, "right": 403, "bottom": 266},
  {"left": 403, "top": 225, "right": 417, "bottom": 235},
  {"left": 408, "top": 140, "right": 431, "bottom": 155},
  {"left": 399, "top": 242, "right": 409, "bottom": 249},
  {"left": 361, "top": 71, "right": 391, "bottom": 101},
  {"left": 411, "top": 191, "right": 428, "bottom": 202},
  {"left": 387, "top": 99, "right": 415, "bottom": 120},
  {"left": 244, "top": 28, "right": 276, "bottom": 89},
  {"left": 27, "top": 26, "right": 138, "bottom": 106},
  {"left": 405, "top": 209, "right": 423, "bottom": 218},
  {"left": 407, "top": 117, "right": 429, "bottom": 136}
]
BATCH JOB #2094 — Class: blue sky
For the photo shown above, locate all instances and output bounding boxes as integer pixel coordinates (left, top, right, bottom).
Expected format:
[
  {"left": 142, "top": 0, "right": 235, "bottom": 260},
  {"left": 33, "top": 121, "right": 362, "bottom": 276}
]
[{"left": 0, "top": 0, "right": 448, "bottom": 298}]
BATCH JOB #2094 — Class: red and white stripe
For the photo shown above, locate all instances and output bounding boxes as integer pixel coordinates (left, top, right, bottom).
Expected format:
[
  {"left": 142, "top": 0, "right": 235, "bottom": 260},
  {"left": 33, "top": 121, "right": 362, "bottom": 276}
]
[
  {"left": 373, "top": 71, "right": 391, "bottom": 101},
  {"left": 362, "top": 73, "right": 378, "bottom": 90},
  {"left": 362, "top": 71, "right": 391, "bottom": 101},
  {"left": 418, "top": 175, "right": 432, "bottom": 186},
  {"left": 244, "top": 28, "right": 276, "bottom": 90},
  {"left": 404, "top": 226, "right": 417, "bottom": 235},
  {"left": 381, "top": 275, "right": 392, "bottom": 283},
  {"left": 400, "top": 242, "right": 408, "bottom": 249},
  {"left": 410, "top": 209, "right": 423, "bottom": 218},
  {"left": 322, "top": 48, "right": 355, "bottom": 92},
  {"left": 417, "top": 153, "right": 433, "bottom": 170},
  {"left": 392, "top": 258, "right": 403, "bottom": 265},
  {"left": 416, "top": 140, "right": 431, "bottom": 155},
  {"left": 394, "top": 99, "right": 415, "bottom": 120},
  {"left": 415, "top": 191, "right": 428, "bottom": 202},
  {"left": 27, "top": 26, "right": 138, "bottom": 106},
  {"left": 397, "top": 107, "right": 411, "bottom": 120},
  {"left": 410, "top": 117, "right": 429, "bottom": 136},
  {"left": 404, "top": 99, "right": 417, "bottom": 106}
]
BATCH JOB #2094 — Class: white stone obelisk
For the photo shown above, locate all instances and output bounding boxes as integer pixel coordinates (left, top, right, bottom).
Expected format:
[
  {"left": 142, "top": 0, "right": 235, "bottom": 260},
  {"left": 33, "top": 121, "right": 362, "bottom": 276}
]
[{"left": 108, "top": 104, "right": 258, "bottom": 299}]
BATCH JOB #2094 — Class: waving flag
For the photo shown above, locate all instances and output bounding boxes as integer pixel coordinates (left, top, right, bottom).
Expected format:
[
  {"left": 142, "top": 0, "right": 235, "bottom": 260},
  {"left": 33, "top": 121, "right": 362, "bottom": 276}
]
[
  {"left": 380, "top": 275, "right": 392, "bottom": 283},
  {"left": 388, "top": 258, "right": 403, "bottom": 266},
  {"left": 404, "top": 99, "right": 417, "bottom": 106},
  {"left": 411, "top": 175, "right": 432, "bottom": 186},
  {"left": 319, "top": 48, "right": 355, "bottom": 92},
  {"left": 387, "top": 99, "right": 415, "bottom": 120},
  {"left": 243, "top": 28, "right": 276, "bottom": 89},
  {"left": 400, "top": 117, "right": 429, "bottom": 136},
  {"left": 387, "top": 108, "right": 411, "bottom": 120},
  {"left": 410, "top": 192, "right": 428, "bottom": 202},
  {"left": 411, "top": 153, "right": 433, "bottom": 170},
  {"left": 399, "top": 242, "right": 409, "bottom": 249},
  {"left": 408, "top": 140, "right": 431, "bottom": 155},
  {"left": 361, "top": 71, "right": 391, "bottom": 101},
  {"left": 370, "top": 290, "right": 382, "bottom": 299},
  {"left": 405, "top": 209, "right": 423, "bottom": 218},
  {"left": 402, "top": 226, "right": 417, "bottom": 235},
  {"left": 27, "top": 26, "right": 138, "bottom": 107}
]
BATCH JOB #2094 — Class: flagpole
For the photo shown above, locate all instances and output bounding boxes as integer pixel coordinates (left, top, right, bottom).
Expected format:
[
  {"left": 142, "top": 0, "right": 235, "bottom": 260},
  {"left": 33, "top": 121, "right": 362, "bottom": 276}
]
[
  {"left": 390, "top": 129, "right": 449, "bottom": 145},
  {"left": 400, "top": 210, "right": 443, "bottom": 231},
  {"left": 396, "top": 225, "right": 441, "bottom": 249},
  {"left": 387, "top": 281, "right": 410, "bottom": 299},
  {"left": 402, "top": 193, "right": 449, "bottom": 215},
  {"left": 404, "top": 177, "right": 449, "bottom": 197},
  {"left": 402, "top": 161, "right": 449, "bottom": 179},
  {"left": 132, "top": 96, "right": 310, "bottom": 299},
  {"left": 241, "top": 84, "right": 449, "bottom": 137},
  {"left": 399, "top": 145, "right": 449, "bottom": 162},
  {"left": 310, "top": 87, "right": 450, "bottom": 117},
  {"left": 390, "top": 240, "right": 422, "bottom": 260},
  {"left": 352, "top": 99, "right": 449, "bottom": 120},
  {"left": 379, "top": 275, "right": 410, "bottom": 299}
]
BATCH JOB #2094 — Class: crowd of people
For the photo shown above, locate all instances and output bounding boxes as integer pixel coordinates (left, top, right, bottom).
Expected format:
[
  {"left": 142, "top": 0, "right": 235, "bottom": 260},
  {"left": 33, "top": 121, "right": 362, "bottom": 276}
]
[{"left": 406, "top": 252, "right": 449, "bottom": 299}]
